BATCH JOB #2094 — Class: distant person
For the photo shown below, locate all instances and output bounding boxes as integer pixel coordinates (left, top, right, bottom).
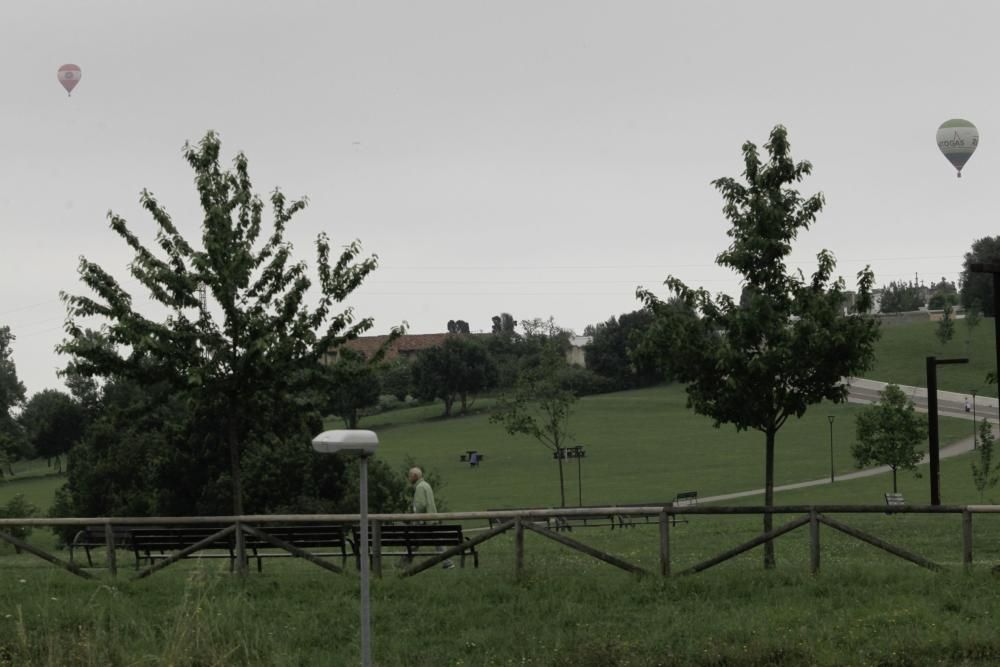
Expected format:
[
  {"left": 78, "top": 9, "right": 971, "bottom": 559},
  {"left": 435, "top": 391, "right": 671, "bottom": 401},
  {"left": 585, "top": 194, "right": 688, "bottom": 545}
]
[
  {"left": 469, "top": 452, "right": 480, "bottom": 468},
  {"left": 965, "top": 397, "right": 971, "bottom": 413},
  {"left": 407, "top": 467, "right": 454, "bottom": 569}
]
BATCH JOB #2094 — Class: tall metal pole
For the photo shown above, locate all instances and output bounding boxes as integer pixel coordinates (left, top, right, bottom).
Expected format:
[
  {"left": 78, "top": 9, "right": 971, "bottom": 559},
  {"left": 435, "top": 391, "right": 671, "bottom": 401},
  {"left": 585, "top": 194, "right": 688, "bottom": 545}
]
[
  {"left": 972, "top": 390, "right": 978, "bottom": 449},
  {"left": 927, "top": 357, "right": 941, "bottom": 506},
  {"left": 926, "top": 356, "right": 969, "bottom": 506},
  {"left": 359, "top": 454, "right": 372, "bottom": 667},
  {"left": 827, "top": 416, "right": 835, "bottom": 483},
  {"left": 577, "top": 451, "right": 583, "bottom": 507}
]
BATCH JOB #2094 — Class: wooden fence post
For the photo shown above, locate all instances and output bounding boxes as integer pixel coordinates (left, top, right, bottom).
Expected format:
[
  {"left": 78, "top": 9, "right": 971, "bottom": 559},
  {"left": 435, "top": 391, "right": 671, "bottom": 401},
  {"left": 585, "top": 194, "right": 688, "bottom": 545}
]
[
  {"left": 659, "top": 510, "right": 670, "bottom": 577},
  {"left": 372, "top": 520, "right": 382, "bottom": 579},
  {"left": 234, "top": 520, "right": 249, "bottom": 575},
  {"left": 809, "top": 509, "right": 820, "bottom": 574},
  {"left": 962, "top": 510, "right": 973, "bottom": 569},
  {"left": 514, "top": 517, "right": 524, "bottom": 578},
  {"left": 104, "top": 521, "right": 117, "bottom": 579}
]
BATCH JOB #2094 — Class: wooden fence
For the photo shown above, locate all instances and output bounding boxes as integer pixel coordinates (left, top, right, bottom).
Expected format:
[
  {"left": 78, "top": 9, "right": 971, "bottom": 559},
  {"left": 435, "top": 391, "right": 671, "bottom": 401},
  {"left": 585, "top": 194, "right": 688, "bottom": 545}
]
[{"left": 0, "top": 504, "right": 997, "bottom": 582}]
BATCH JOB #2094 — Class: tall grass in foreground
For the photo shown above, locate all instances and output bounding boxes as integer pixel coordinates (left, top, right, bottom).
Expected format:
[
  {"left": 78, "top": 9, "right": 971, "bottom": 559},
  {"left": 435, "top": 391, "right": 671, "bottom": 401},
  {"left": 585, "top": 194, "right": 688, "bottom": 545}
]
[{"left": 2, "top": 512, "right": 1000, "bottom": 666}]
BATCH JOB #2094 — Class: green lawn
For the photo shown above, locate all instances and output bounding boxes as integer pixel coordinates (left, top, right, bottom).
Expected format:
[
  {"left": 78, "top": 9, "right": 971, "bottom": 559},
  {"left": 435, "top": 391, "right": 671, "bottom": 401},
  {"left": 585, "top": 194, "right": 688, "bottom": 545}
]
[
  {"left": 364, "top": 384, "right": 971, "bottom": 511},
  {"left": 0, "top": 383, "right": 993, "bottom": 665},
  {"left": 870, "top": 317, "right": 998, "bottom": 397}
]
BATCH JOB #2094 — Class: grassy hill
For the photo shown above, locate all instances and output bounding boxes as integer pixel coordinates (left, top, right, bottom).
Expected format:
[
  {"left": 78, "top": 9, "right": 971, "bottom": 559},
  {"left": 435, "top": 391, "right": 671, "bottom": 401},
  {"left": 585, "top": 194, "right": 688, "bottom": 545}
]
[
  {"left": 869, "top": 316, "right": 998, "bottom": 397},
  {"left": 361, "top": 383, "right": 971, "bottom": 511}
]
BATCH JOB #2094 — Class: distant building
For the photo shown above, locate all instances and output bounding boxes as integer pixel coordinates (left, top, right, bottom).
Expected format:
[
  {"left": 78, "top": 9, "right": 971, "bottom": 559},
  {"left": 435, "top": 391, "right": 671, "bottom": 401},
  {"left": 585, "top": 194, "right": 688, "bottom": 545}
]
[
  {"left": 325, "top": 332, "right": 460, "bottom": 364},
  {"left": 566, "top": 335, "right": 592, "bottom": 367}
]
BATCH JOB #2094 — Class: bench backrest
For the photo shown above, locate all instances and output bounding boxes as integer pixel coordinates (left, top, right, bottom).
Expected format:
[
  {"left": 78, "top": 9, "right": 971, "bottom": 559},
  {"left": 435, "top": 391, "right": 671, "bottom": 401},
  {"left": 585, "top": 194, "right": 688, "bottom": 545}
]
[
  {"left": 74, "top": 526, "right": 135, "bottom": 546},
  {"left": 885, "top": 493, "right": 906, "bottom": 506},
  {"left": 673, "top": 491, "right": 698, "bottom": 506},
  {"left": 130, "top": 526, "right": 234, "bottom": 552},
  {"left": 245, "top": 524, "right": 348, "bottom": 549},
  {"left": 353, "top": 524, "right": 465, "bottom": 549}
]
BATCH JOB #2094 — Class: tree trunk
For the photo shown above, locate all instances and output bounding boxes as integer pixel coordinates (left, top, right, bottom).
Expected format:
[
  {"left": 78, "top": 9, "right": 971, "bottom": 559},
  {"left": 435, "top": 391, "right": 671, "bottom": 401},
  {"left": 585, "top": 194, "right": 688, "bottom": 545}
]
[
  {"left": 892, "top": 466, "right": 897, "bottom": 493},
  {"left": 443, "top": 396, "right": 454, "bottom": 417},
  {"left": 227, "top": 417, "right": 247, "bottom": 576},
  {"left": 460, "top": 392, "right": 468, "bottom": 414},
  {"left": 556, "top": 449, "right": 567, "bottom": 508},
  {"left": 763, "top": 428, "right": 776, "bottom": 569}
]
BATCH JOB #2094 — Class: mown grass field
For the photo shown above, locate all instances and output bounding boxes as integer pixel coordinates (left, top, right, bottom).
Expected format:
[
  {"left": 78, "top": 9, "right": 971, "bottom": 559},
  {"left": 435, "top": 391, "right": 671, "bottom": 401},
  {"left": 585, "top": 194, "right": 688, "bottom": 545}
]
[
  {"left": 0, "top": 375, "right": 993, "bottom": 665},
  {"left": 360, "top": 383, "right": 971, "bottom": 512},
  {"left": 870, "top": 317, "right": 998, "bottom": 398}
]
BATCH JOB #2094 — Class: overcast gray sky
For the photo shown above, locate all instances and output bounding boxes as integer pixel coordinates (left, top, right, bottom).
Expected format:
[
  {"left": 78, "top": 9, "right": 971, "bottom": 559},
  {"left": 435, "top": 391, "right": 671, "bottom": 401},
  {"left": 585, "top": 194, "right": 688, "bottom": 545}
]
[{"left": 2, "top": 0, "right": 998, "bottom": 395}]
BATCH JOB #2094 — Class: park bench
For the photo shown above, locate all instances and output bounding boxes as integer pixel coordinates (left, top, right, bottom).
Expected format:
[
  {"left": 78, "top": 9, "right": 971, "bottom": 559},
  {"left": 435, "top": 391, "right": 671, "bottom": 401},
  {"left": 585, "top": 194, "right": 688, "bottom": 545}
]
[
  {"left": 670, "top": 490, "right": 698, "bottom": 525},
  {"left": 885, "top": 492, "right": 906, "bottom": 509},
  {"left": 608, "top": 503, "right": 676, "bottom": 528},
  {"left": 69, "top": 526, "right": 135, "bottom": 567},
  {"left": 130, "top": 525, "right": 236, "bottom": 569},
  {"left": 486, "top": 507, "right": 625, "bottom": 531},
  {"left": 243, "top": 524, "right": 351, "bottom": 571},
  {"left": 129, "top": 523, "right": 352, "bottom": 571},
  {"left": 351, "top": 523, "right": 479, "bottom": 568}
]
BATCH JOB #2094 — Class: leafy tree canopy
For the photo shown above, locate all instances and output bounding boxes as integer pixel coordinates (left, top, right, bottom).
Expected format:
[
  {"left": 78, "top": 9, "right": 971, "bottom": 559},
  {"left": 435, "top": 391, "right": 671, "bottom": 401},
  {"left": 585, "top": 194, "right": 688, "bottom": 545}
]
[
  {"left": 320, "top": 348, "right": 381, "bottom": 429},
  {"left": 637, "top": 125, "right": 880, "bottom": 567},
  {"left": 411, "top": 336, "right": 497, "bottom": 416},
  {"left": 879, "top": 280, "right": 924, "bottom": 313},
  {"left": 961, "top": 236, "right": 1000, "bottom": 316},
  {"left": 18, "top": 389, "right": 85, "bottom": 472},
  {"left": 851, "top": 384, "right": 926, "bottom": 493},
  {"left": 58, "top": 131, "right": 399, "bottom": 516},
  {"left": 583, "top": 309, "right": 664, "bottom": 390}
]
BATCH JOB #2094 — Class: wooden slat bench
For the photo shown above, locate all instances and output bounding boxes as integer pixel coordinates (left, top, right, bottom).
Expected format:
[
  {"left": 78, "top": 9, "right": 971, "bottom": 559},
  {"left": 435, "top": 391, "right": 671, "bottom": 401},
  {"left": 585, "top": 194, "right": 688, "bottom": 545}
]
[
  {"left": 69, "top": 526, "right": 136, "bottom": 567},
  {"left": 671, "top": 490, "right": 698, "bottom": 525},
  {"left": 486, "top": 508, "right": 621, "bottom": 531},
  {"left": 885, "top": 492, "right": 906, "bottom": 510},
  {"left": 244, "top": 524, "right": 350, "bottom": 571},
  {"left": 351, "top": 523, "right": 479, "bottom": 568},
  {"left": 130, "top": 526, "right": 236, "bottom": 569}
]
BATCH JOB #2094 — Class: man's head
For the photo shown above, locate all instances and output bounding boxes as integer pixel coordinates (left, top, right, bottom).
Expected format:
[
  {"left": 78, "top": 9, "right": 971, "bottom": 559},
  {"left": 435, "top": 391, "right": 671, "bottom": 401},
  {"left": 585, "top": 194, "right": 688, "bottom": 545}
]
[{"left": 408, "top": 467, "right": 423, "bottom": 484}]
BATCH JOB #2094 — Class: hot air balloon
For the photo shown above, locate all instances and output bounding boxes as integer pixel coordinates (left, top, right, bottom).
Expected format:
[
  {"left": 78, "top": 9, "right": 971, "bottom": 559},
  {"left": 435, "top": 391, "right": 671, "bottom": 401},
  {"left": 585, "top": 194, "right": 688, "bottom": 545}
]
[
  {"left": 57, "top": 64, "right": 81, "bottom": 96},
  {"left": 937, "top": 119, "right": 978, "bottom": 178}
]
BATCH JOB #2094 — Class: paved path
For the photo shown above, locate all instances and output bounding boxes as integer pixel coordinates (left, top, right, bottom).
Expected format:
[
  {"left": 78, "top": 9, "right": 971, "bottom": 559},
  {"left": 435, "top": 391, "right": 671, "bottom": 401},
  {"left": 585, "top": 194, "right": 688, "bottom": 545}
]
[{"left": 700, "top": 378, "right": 998, "bottom": 505}]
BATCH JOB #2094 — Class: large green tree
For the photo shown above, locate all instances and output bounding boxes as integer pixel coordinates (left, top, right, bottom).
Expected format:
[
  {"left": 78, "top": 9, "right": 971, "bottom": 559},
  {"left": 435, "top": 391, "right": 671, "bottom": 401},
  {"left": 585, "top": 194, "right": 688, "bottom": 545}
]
[
  {"left": 583, "top": 309, "right": 662, "bottom": 390},
  {"left": 637, "top": 125, "right": 880, "bottom": 568},
  {"left": 0, "top": 327, "right": 28, "bottom": 475},
  {"left": 59, "top": 131, "right": 398, "bottom": 521},
  {"left": 879, "top": 280, "right": 924, "bottom": 313},
  {"left": 852, "top": 384, "right": 926, "bottom": 493},
  {"left": 928, "top": 277, "right": 958, "bottom": 310},
  {"left": 961, "top": 236, "right": 1000, "bottom": 316},
  {"left": 411, "top": 336, "right": 497, "bottom": 416},
  {"left": 18, "top": 389, "right": 85, "bottom": 473},
  {"left": 321, "top": 348, "right": 381, "bottom": 429}
]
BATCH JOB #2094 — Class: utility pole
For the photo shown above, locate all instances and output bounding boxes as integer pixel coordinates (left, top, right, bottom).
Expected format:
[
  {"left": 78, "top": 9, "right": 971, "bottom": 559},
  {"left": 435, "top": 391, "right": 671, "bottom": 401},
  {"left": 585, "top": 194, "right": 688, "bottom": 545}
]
[{"left": 927, "top": 356, "right": 969, "bottom": 505}]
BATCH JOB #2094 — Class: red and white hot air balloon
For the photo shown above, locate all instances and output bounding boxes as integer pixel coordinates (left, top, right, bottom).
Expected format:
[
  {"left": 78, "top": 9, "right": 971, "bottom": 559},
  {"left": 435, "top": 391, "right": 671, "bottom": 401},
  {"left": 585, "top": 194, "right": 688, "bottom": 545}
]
[{"left": 57, "top": 64, "right": 82, "bottom": 96}]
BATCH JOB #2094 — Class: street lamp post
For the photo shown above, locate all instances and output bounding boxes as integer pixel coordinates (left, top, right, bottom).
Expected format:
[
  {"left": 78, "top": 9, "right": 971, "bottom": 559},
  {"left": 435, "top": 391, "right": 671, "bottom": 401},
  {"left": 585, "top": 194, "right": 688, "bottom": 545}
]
[
  {"left": 827, "top": 416, "right": 835, "bottom": 483},
  {"left": 972, "top": 389, "right": 978, "bottom": 449},
  {"left": 571, "top": 445, "right": 586, "bottom": 506},
  {"left": 312, "top": 429, "right": 379, "bottom": 667},
  {"left": 926, "top": 357, "right": 969, "bottom": 505}
]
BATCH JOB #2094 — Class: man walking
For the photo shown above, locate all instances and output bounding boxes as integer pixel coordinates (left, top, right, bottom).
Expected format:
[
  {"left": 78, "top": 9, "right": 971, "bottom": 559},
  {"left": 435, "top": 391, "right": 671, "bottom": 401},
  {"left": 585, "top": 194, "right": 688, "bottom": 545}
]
[{"left": 408, "top": 467, "right": 454, "bottom": 569}]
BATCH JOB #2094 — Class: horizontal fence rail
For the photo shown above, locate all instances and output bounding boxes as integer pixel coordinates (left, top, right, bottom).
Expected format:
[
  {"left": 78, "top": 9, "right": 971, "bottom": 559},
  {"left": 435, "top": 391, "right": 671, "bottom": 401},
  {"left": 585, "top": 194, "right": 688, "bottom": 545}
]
[{"left": 1, "top": 505, "right": 997, "bottom": 582}]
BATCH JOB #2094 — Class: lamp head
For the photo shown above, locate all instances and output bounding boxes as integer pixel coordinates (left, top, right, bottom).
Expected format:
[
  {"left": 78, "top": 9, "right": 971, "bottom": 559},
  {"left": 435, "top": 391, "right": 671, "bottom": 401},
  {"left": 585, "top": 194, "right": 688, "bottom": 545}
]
[{"left": 312, "top": 429, "right": 379, "bottom": 454}]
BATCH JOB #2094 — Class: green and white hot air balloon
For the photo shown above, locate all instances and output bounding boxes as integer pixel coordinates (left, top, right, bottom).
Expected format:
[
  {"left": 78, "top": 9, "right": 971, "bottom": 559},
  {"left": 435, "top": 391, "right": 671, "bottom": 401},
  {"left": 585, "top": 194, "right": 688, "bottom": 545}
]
[{"left": 937, "top": 119, "right": 979, "bottom": 178}]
